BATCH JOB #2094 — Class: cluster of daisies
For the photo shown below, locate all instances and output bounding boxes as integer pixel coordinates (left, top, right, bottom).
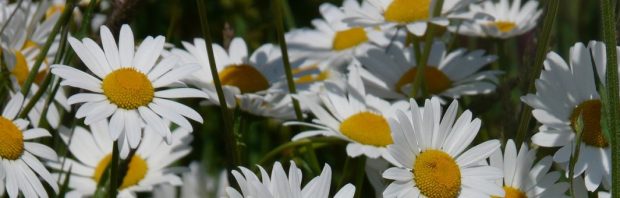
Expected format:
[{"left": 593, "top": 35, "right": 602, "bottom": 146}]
[{"left": 0, "top": 0, "right": 614, "bottom": 197}]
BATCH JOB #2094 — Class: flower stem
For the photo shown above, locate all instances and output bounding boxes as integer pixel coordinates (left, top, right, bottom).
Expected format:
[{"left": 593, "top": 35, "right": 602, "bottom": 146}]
[
  {"left": 600, "top": 0, "right": 620, "bottom": 196},
  {"left": 108, "top": 141, "right": 120, "bottom": 198},
  {"left": 196, "top": 0, "right": 241, "bottom": 167},
  {"left": 19, "top": 0, "right": 77, "bottom": 96},
  {"left": 410, "top": 0, "right": 444, "bottom": 98},
  {"left": 273, "top": 0, "right": 321, "bottom": 174},
  {"left": 257, "top": 137, "right": 344, "bottom": 166},
  {"left": 515, "top": 0, "right": 559, "bottom": 146}
]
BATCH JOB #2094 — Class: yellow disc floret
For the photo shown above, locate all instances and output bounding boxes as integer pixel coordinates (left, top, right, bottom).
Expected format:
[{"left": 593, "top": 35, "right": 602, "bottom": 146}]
[
  {"left": 570, "top": 100, "right": 608, "bottom": 147},
  {"left": 0, "top": 116, "right": 24, "bottom": 160},
  {"left": 11, "top": 51, "right": 47, "bottom": 86},
  {"left": 102, "top": 68, "right": 154, "bottom": 109},
  {"left": 488, "top": 21, "right": 517, "bottom": 33},
  {"left": 413, "top": 149, "right": 461, "bottom": 198},
  {"left": 492, "top": 186, "right": 527, "bottom": 198},
  {"left": 339, "top": 111, "right": 393, "bottom": 147},
  {"left": 219, "top": 64, "right": 270, "bottom": 93},
  {"left": 332, "top": 27, "right": 369, "bottom": 51},
  {"left": 384, "top": 0, "right": 431, "bottom": 23},
  {"left": 396, "top": 67, "right": 452, "bottom": 95},
  {"left": 94, "top": 154, "right": 149, "bottom": 190}
]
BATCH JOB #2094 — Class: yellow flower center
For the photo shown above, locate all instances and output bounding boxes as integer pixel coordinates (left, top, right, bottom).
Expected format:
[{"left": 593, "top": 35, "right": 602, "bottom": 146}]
[
  {"left": 396, "top": 67, "right": 452, "bottom": 95},
  {"left": 0, "top": 116, "right": 24, "bottom": 160},
  {"left": 488, "top": 21, "right": 517, "bottom": 33},
  {"left": 11, "top": 51, "right": 47, "bottom": 86},
  {"left": 332, "top": 27, "right": 369, "bottom": 51},
  {"left": 492, "top": 186, "right": 527, "bottom": 198},
  {"left": 46, "top": 4, "right": 65, "bottom": 19},
  {"left": 413, "top": 149, "right": 461, "bottom": 198},
  {"left": 102, "top": 68, "right": 154, "bottom": 109},
  {"left": 218, "top": 64, "right": 270, "bottom": 94},
  {"left": 570, "top": 100, "right": 608, "bottom": 147},
  {"left": 93, "top": 154, "right": 148, "bottom": 190},
  {"left": 295, "top": 71, "right": 330, "bottom": 84},
  {"left": 339, "top": 112, "right": 393, "bottom": 147},
  {"left": 384, "top": 0, "right": 431, "bottom": 23}
]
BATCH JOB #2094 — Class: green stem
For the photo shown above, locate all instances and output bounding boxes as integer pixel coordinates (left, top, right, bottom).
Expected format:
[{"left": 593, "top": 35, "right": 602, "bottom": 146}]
[
  {"left": 514, "top": 0, "right": 559, "bottom": 146},
  {"left": 257, "top": 137, "right": 343, "bottom": 166},
  {"left": 337, "top": 156, "right": 366, "bottom": 196},
  {"left": 108, "top": 141, "right": 120, "bottom": 198},
  {"left": 196, "top": 0, "right": 241, "bottom": 167},
  {"left": 20, "top": 0, "right": 77, "bottom": 96},
  {"left": 410, "top": 0, "right": 444, "bottom": 98},
  {"left": 273, "top": 0, "right": 321, "bottom": 174},
  {"left": 601, "top": 0, "right": 620, "bottom": 196},
  {"left": 0, "top": 0, "right": 24, "bottom": 36}
]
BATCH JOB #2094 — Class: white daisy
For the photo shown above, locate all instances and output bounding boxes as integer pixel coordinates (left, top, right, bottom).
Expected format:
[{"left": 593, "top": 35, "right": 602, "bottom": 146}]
[
  {"left": 521, "top": 42, "right": 610, "bottom": 191},
  {"left": 287, "top": 63, "right": 407, "bottom": 163},
  {"left": 0, "top": 0, "right": 70, "bottom": 129},
  {"left": 489, "top": 139, "right": 569, "bottom": 197},
  {"left": 51, "top": 25, "right": 207, "bottom": 151},
  {"left": 0, "top": 93, "right": 59, "bottom": 198},
  {"left": 342, "top": 0, "right": 478, "bottom": 36},
  {"left": 171, "top": 37, "right": 297, "bottom": 119},
  {"left": 48, "top": 120, "right": 192, "bottom": 198},
  {"left": 286, "top": 0, "right": 388, "bottom": 69},
  {"left": 383, "top": 97, "right": 503, "bottom": 198},
  {"left": 358, "top": 40, "right": 500, "bottom": 99},
  {"left": 450, "top": 0, "right": 542, "bottom": 39},
  {"left": 227, "top": 161, "right": 355, "bottom": 198},
  {"left": 153, "top": 161, "right": 228, "bottom": 198}
]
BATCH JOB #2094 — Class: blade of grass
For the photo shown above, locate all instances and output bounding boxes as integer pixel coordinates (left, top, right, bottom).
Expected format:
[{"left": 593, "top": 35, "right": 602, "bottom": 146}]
[
  {"left": 196, "top": 0, "right": 241, "bottom": 167},
  {"left": 569, "top": 113, "right": 584, "bottom": 198},
  {"left": 410, "top": 0, "right": 444, "bottom": 98},
  {"left": 107, "top": 141, "right": 120, "bottom": 198},
  {"left": 19, "top": 0, "right": 77, "bottom": 96},
  {"left": 273, "top": 0, "right": 321, "bottom": 174},
  {"left": 600, "top": 0, "right": 620, "bottom": 196},
  {"left": 514, "top": 0, "right": 559, "bottom": 146}
]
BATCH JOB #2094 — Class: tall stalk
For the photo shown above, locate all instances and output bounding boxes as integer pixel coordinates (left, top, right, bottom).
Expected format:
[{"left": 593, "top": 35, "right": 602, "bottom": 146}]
[
  {"left": 20, "top": 0, "right": 77, "bottom": 96},
  {"left": 600, "top": 0, "right": 620, "bottom": 196},
  {"left": 273, "top": 0, "right": 321, "bottom": 174},
  {"left": 515, "top": 0, "right": 559, "bottom": 146},
  {"left": 410, "top": 0, "right": 444, "bottom": 98},
  {"left": 196, "top": 0, "right": 241, "bottom": 167}
]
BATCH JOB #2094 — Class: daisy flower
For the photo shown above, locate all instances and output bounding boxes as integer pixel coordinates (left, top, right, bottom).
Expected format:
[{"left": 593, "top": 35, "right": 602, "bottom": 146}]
[
  {"left": 48, "top": 120, "right": 192, "bottom": 198},
  {"left": 358, "top": 40, "right": 500, "bottom": 99},
  {"left": 227, "top": 161, "right": 355, "bottom": 198},
  {"left": 51, "top": 25, "right": 207, "bottom": 151},
  {"left": 521, "top": 42, "right": 610, "bottom": 191},
  {"left": 0, "top": 93, "right": 59, "bottom": 198},
  {"left": 286, "top": 0, "right": 388, "bottom": 69},
  {"left": 342, "top": 0, "right": 478, "bottom": 36},
  {"left": 287, "top": 64, "right": 407, "bottom": 163},
  {"left": 450, "top": 0, "right": 542, "bottom": 39},
  {"left": 171, "top": 37, "right": 297, "bottom": 119},
  {"left": 383, "top": 97, "right": 503, "bottom": 198},
  {"left": 489, "top": 139, "right": 569, "bottom": 197},
  {"left": 0, "top": 0, "right": 70, "bottom": 129}
]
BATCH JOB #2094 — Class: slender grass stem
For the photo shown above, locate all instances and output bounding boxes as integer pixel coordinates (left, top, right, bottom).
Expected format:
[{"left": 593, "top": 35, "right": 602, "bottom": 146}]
[
  {"left": 600, "top": 0, "right": 620, "bottom": 196},
  {"left": 196, "top": 0, "right": 241, "bottom": 167},
  {"left": 0, "top": 0, "right": 24, "bottom": 36},
  {"left": 410, "top": 0, "right": 444, "bottom": 98},
  {"left": 273, "top": 0, "right": 321, "bottom": 174},
  {"left": 108, "top": 141, "right": 120, "bottom": 198},
  {"left": 257, "top": 137, "right": 343, "bottom": 166},
  {"left": 19, "top": 0, "right": 77, "bottom": 96},
  {"left": 514, "top": 0, "right": 559, "bottom": 146}
]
